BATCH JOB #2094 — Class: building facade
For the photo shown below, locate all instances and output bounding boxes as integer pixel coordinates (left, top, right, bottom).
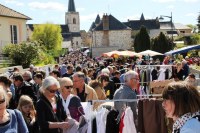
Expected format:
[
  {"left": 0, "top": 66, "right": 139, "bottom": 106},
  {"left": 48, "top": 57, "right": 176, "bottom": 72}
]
[
  {"left": 0, "top": 4, "right": 31, "bottom": 53},
  {"left": 92, "top": 14, "right": 132, "bottom": 50}
]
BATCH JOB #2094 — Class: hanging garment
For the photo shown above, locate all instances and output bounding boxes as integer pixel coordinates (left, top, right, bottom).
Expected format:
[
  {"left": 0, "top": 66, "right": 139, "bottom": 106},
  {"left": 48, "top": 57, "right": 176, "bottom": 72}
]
[
  {"left": 138, "top": 99, "right": 168, "bottom": 133},
  {"left": 81, "top": 102, "right": 94, "bottom": 133},
  {"left": 96, "top": 108, "right": 109, "bottom": 133},
  {"left": 122, "top": 107, "right": 137, "bottom": 133},
  {"left": 151, "top": 68, "right": 158, "bottom": 81},
  {"left": 157, "top": 68, "right": 166, "bottom": 81},
  {"left": 138, "top": 100, "right": 144, "bottom": 133},
  {"left": 106, "top": 109, "right": 119, "bottom": 133},
  {"left": 119, "top": 111, "right": 125, "bottom": 133}
]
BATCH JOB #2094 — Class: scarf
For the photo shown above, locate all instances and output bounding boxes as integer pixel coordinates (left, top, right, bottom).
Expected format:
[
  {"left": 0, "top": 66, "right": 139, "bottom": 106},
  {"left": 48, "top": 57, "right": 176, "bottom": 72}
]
[{"left": 173, "top": 111, "right": 200, "bottom": 132}]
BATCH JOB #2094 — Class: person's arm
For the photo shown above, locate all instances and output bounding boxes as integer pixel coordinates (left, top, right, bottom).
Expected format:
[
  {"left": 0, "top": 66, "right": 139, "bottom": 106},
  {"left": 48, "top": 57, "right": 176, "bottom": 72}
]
[{"left": 48, "top": 121, "right": 69, "bottom": 129}]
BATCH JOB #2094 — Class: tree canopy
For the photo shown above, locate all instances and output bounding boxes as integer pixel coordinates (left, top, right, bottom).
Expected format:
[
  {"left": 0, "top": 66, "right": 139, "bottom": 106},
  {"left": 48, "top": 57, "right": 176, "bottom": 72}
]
[
  {"left": 31, "top": 23, "right": 63, "bottom": 55},
  {"left": 152, "top": 32, "right": 173, "bottom": 53},
  {"left": 198, "top": 13, "right": 200, "bottom": 33},
  {"left": 134, "top": 26, "right": 150, "bottom": 52},
  {"left": 3, "top": 42, "right": 39, "bottom": 68}
]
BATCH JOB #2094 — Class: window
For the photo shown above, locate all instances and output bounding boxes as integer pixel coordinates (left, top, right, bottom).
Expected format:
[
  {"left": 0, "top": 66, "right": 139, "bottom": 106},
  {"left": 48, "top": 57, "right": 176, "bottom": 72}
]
[
  {"left": 73, "top": 18, "right": 76, "bottom": 24},
  {"left": 10, "top": 25, "right": 18, "bottom": 44}
]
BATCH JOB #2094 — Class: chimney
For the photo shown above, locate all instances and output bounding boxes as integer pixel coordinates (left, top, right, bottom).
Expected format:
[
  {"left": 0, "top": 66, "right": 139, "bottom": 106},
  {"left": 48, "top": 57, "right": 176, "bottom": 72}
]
[{"left": 103, "top": 14, "right": 109, "bottom": 30}]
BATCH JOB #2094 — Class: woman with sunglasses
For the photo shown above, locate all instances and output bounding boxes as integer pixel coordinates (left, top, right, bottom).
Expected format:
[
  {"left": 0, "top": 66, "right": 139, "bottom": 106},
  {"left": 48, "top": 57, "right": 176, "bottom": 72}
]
[
  {"left": 0, "top": 87, "right": 28, "bottom": 133},
  {"left": 59, "top": 77, "right": 84, "bottom": 122},
  {"left": 36, "top": 76, "right": 69, "bottom": 133}
]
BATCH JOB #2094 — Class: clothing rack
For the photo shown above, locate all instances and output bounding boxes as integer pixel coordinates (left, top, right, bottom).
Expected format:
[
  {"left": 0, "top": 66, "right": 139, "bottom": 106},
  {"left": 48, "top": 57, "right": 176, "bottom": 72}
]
[
  {"left": 135, "top": 65, "right": 173, "bottom": 67},
  {"left": 90, "top": 94, "right": 162, "bottom": 104},
  {"left": 135, "top": 64, "right": 173, "bottom": 95},
  {"left": 86, "top": 95, "right": 163, "bottom": 133}
]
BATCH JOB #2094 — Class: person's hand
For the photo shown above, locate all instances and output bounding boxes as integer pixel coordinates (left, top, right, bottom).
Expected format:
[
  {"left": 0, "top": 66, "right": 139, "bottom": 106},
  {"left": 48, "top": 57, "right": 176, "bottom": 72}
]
[{"left": 59, "top": 122, "right": 70, "bottom": 129}]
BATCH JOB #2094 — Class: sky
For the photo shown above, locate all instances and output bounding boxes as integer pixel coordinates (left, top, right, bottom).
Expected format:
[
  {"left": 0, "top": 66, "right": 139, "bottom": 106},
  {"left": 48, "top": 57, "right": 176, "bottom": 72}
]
[{"left": 0, "top": 0, "right": 200, "bottom": 31}]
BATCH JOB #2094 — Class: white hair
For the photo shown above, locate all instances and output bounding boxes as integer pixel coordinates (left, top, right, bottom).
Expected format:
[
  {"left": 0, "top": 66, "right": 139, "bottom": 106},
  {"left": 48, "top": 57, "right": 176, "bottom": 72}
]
[
  {"left": 42, "top": 76, "right": 60, "bottom": 90},
  {"left": 101, "top": 68, "right": 110, "bottom": 75},
  {"left": 124, "top": 70, "right": 138, "bottom": 83},
  {"left": 59, "top": 77, "right": 72, "bottom": 87},
  {"left": 23, "top": 71, "right": 32, "bottom": 78}
]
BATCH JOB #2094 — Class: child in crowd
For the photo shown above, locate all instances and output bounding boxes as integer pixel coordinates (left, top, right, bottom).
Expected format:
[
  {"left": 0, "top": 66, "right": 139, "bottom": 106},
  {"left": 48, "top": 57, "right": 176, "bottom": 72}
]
[{"left": 17, "top": 95, "right": 39, "bottom": 133}]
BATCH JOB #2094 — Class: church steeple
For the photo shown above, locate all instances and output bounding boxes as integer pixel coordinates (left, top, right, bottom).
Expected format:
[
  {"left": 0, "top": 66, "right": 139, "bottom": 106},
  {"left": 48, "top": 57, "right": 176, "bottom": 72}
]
[
  {"left": 140, "top": 13, "right": 145, "bottom": 21},
  {"left": 68, "top": 0, "right": 76, "bottom": 12},
  {"left": 65, "top": 0, "right": 80, "bottom": 32}
]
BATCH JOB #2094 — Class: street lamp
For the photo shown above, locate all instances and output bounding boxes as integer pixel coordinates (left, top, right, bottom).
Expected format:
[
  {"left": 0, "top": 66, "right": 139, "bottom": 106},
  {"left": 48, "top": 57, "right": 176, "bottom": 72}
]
[{"left": 159, "top": 12, "right": 173, "bottom": 42}]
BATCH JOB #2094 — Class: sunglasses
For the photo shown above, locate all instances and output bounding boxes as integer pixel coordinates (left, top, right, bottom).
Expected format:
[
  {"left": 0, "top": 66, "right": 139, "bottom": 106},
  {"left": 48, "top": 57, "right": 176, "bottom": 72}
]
[
  {"left": 0, "top": 98, "right": 5, "bottom": 104},
  {"left": 64, "top": 86, "right": 73, "bottom": 89},
  {"left": 47, "top": 88, "right": 58, "bottom": 93}
]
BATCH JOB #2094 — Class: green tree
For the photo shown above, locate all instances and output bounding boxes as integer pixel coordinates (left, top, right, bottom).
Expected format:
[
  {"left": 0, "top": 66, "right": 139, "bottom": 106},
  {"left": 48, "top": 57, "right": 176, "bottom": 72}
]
[
  {"left": 134, "top": 26, "right": 150, "bottom": 52},
  {"left": 31, "top": 23, "right": 63, "bottom": 56},
  {"left": 198, "top": 13, "right": 200, "bottom": 33},
  {"left": 3, "top": 42, "right": 39, "bottom": 68},
  {"left": 152, "top": 32, "right": 173, "bottom": 53}
]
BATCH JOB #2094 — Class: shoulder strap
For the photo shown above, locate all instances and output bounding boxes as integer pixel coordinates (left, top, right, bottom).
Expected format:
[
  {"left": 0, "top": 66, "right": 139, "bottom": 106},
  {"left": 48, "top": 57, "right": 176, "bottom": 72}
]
[{"left": 193, "top": 115, "right": 200, "bottom": 122}]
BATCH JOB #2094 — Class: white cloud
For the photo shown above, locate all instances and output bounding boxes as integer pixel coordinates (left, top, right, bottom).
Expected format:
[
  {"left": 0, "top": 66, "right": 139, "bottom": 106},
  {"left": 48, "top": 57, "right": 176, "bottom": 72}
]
[
  {"left": 28, "top": 2, "right": 66, "bottom": 11},
  {"left": 122, "top": 14, "right": 154, "bottom": 22},
  {"left": 166, "top": 5, "right": 175, "bottom": 9},
  {"left": 80, "top": 13, "right": 104, "bottom": 22},
  {"left": 77, "top": 8, "right": 85, "bottom": 12},
  {"left": 185, "top": 13, "right": 198, "bottom": 17},
  {"left": 152, "top": 0, "right": 176, "bottom": 3},
  {"left": 122, "top": 15, "right": 140, "bottom": 22},
  {"left": 184, "top": 0, "right": 199, "bottom": 2},
  {"left": 5, "top": 0, "right": 24, "bottom": 6}
]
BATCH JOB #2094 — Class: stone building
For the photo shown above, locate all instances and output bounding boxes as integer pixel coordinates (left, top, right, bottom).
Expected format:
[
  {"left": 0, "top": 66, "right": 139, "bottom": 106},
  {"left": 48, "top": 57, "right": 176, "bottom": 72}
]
[{"left": 91, "top": 14, "right": 132, "bottom": 50}]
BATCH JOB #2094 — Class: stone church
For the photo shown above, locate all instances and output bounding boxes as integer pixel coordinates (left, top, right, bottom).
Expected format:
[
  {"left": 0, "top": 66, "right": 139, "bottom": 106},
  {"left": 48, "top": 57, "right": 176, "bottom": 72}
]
[{"left": 27, "top": 0, "right": 82, "bottom": 50}]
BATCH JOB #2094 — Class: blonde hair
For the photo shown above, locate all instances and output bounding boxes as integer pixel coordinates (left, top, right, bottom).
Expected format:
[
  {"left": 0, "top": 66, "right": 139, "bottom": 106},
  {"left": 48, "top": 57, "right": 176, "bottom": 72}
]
[
  {"left": 58, "top": 77, "right": 72, "bottom": 92},
  {"left": 17, "top": 95, "right": 36, "bottom": 123}
]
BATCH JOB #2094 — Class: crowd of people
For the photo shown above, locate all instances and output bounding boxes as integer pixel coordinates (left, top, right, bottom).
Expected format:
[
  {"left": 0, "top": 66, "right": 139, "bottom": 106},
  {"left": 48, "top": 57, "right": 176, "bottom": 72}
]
[{"left": 0, "top": 50, "right": 199, "bottom": 133}]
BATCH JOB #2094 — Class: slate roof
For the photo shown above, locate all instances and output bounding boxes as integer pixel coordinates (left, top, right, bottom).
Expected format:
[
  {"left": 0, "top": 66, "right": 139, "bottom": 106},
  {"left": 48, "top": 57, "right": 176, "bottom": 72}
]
[
  {"left": 94, "top": 14, "right": 130, "bottom": 31},
  {"left": 27, "top": 24, "right": 34, "bottom": 31},
  {"left": 0, "top": 4, "right": 31, "bottom": 20},
  {"left": 62, "top": 32, "right": 81, "bottom": 41},
  {"left": 123, "top": 19, "right": 160, "bottom": 30},
  {"left": 60, "top": 25, "right": 70, "bottom": 33},
  {"left": 68, "top": 0, "right": 76, "bottom": 12},
  {"left": 27, "top": 24, "right": 80, "bottom": 41},
  {"left": 89, "top": 22, "right": 96, "bottom": 31},
  {"left": 140, "top": 13, "right": 145, "bottom": 21},
  {"left": 95, "top": 14, "right": 101, "bottom": 24}
]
